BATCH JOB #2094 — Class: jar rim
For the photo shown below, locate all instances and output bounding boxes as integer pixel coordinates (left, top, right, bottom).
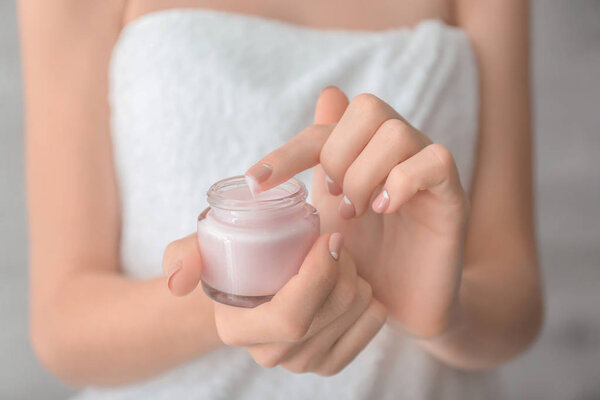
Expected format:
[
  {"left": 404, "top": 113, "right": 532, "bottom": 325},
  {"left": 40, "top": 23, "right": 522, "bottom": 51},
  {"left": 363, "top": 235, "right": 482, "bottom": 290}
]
[{"left": 206, "top": 175, "right": 307, "bottom": 211}]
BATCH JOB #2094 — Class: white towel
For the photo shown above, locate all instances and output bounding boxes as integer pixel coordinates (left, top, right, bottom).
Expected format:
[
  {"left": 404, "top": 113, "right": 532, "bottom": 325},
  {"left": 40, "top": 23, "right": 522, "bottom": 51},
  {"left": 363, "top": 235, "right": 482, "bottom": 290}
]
[{"left": 74, "top": 9, "right": 495, "bottom": 399}]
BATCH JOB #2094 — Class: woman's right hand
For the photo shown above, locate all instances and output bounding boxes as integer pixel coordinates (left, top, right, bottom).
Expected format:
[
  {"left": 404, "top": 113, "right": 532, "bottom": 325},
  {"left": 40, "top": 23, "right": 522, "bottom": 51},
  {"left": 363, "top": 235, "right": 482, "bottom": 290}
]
[{"left": 162, "top": 233, "right": 387, "bottom": 376}]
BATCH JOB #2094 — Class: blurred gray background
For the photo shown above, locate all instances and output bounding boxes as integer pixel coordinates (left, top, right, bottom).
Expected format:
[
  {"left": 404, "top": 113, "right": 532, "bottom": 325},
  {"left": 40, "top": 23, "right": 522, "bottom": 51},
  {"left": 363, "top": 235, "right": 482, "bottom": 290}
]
[{"left": 1, "top": 1, "right": 599, "bottom": 399}]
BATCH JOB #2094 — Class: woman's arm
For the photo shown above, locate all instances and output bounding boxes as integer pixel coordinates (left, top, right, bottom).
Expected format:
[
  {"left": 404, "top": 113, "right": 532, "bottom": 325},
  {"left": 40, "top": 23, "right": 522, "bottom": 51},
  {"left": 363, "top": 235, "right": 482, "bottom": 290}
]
[
  {"left": 419, "top": 0, "right": 543, "bottom": 368},
  {"left": 20, "top": 0, "right": 221, "bottom": 386}
]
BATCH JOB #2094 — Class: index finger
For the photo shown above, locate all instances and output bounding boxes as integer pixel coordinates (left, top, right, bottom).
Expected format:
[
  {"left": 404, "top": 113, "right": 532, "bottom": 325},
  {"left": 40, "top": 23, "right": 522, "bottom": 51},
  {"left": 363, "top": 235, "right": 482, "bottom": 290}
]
[
  {"left": 245, "top": 124, "right": 333, "bottom": 194},
  {"left": 245, "top": 86, "right": 349, "bottom": 194}
]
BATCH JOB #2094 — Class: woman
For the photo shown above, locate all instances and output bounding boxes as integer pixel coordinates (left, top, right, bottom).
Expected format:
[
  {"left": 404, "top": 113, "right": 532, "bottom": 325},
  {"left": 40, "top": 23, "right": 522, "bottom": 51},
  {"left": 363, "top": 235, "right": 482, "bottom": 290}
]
[{"left": 20, "top": 0, "right": 542, "bottom": 398}]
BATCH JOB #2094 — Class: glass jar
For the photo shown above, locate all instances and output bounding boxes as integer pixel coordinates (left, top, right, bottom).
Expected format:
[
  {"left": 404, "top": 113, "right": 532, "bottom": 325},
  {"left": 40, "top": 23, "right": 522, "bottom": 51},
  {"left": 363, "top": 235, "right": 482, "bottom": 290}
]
[{"left": 197, "top": 176, "right": 319, "bottom": 308}]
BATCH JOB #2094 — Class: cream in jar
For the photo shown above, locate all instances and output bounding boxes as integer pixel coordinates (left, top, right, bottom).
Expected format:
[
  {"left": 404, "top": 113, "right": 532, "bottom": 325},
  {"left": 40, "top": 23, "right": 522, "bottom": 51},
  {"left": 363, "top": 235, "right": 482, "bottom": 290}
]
[{"left": 197, "top": 176, "right": 319, "bottom": 308}]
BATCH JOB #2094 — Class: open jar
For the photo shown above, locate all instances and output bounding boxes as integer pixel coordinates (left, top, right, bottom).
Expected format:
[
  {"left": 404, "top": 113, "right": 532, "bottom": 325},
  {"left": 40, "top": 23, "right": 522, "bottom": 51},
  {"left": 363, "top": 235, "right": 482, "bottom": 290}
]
[{"left": 197, "top": 176, "right": 320, "bottom": 308}]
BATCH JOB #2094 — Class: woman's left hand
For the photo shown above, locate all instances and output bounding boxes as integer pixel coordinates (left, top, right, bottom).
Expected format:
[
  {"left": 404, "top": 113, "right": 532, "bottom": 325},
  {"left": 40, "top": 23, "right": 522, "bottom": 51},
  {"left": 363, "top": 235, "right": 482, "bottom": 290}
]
[{"left": 245, "top": 87, "right": 469, "bottom": 338}]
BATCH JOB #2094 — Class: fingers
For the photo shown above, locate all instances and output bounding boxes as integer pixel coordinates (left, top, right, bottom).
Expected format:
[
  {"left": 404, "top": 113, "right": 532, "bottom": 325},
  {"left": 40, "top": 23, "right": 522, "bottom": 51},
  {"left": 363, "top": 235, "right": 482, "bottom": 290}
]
[
  {"left": 315, "top": 298, "right": 387, "bottom": 376},
  {"left": 373, "top": 144, "right": 465, "bottom": 214},
  {"left": 311, "top": 86, "right": 350, "bottom": 196},
  {"left": 215, "top": 229, "right": 386, "bottom": 375},
  {"left": 245, "top": 124, "right": 334, "bottom": 193},
  {"left": 245, "top": 249, "right": 362, "bottom": 370},
  {"left": 214, "top": 233, "right": 341, "bottom": 345},
  {"left": 248, "top": 279, "right": 386, "bottom": 376},
  {"left": 246, "top": 91, "right": 461, "bottom": 222},
  {"left": 283, "top": 248, "right": 357, "bottom": 342},
  {"left": 161, "top": 234, "right": 203, "bottom": 296},
  {"left": 247, "top": 274, "right": 373, "bottom": 372},
  {"left": 246, "top": 93, "right": 399, "bottom": 196},
  {"left": 314, "top": 86, "right": 349, "bottom": 125},
  {"left": 277, "top": 277, "right": 373, "bottom": 373},
  {"left": 245, "top": 86, "right": 350, "bottom": 193},
  {"left": 340, "top": 118, "right": 429, "bottom": 216},
  {"left": 319, "top": 93, "right": 400, "bottom": 188}
]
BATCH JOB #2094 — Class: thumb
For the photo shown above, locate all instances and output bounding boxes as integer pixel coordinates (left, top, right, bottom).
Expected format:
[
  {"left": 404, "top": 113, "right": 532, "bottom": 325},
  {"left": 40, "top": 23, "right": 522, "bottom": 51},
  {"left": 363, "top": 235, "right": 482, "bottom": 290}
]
[
  {"left": 162, "top": 233, "right": 203, "bottom": 296},
  {"left": 314, "top": 86, "right": 349, "bottom": 125}
]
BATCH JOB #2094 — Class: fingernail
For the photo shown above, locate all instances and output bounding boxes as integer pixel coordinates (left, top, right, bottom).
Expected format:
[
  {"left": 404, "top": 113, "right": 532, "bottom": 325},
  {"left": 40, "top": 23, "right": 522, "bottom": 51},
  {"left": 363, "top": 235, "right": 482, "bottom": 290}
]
[
  {"left": 325, "top": 175, "right": 343, "bottom": 196},
  {"left": 328, "top": 232, "right": 344, "bottom": 261},
  {"left": 167, "top": 261, "right": 183, "bottom": 291},
  {"left": 245, "top": 163, "right": 272, "bottom": 197},
  {"left": 372, "top": 189, "right": 390, "bottom": 213},
  {"left": 338, "top": 195, "right": 355, "bottom": 219}
]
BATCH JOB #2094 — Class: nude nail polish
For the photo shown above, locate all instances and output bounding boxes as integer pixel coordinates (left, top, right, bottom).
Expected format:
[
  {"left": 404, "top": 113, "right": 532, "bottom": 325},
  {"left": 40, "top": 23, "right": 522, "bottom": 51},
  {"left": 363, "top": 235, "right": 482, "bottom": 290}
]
[
  {"left": 338, "top": 195, "right": 356, "bottom": 219},
  {"left": 245, "top": 163, "right": 273, "bottom": 198},
  {"left": 372, "top": 189, "right": 390, "bottom": 213},
  {"left": 328, "top": 232, "right": 344, "bottom": 261},
  {"left": 325, "top": 175, "right": 343, "bottom": 196},
  {"left": 167, "top": 261, "right": 183, "bottom": 291}
]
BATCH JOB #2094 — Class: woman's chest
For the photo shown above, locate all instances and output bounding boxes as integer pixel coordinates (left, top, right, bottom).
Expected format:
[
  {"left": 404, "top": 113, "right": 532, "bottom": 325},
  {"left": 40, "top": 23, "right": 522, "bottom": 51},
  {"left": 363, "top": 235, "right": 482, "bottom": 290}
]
[
  {"left": 124, "top": 0, "right": 453, "bottom": 31},
  {"left": 109, "top": 11, "right": 479, "bottom": 277}
]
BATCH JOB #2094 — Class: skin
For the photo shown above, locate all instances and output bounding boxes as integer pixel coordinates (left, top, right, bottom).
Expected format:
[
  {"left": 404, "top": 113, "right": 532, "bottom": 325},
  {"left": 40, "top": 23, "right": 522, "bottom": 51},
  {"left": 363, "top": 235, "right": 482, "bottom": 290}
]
[{"left": 20, "top": 0, "right": 542, "bottom": 387}]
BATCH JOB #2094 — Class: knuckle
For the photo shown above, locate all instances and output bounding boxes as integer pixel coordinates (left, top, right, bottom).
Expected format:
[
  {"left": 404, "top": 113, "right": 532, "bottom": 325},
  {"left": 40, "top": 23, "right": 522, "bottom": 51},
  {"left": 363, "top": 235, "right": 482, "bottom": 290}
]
[
  {"left": 284, "top": 356, "right": 313, "bottom": 374},
  {"left": 380, "top": 118, "right": 413, "bottom": 144},
  {"left": 279, "top": 315, "right": 311, "bottom": 342},
  {"left": 215, "top": 322, "right": 241, "bottom": 347},
  {"left": 351, "top": 93, "right": 383, "bottom": 113},
  {"left": 340, "top": 170, "right": 362, "bottom": 202},
  {"left": 367, "top": 299, "right": 388, "bottom": 327},
  {"left": 213, "top": 306, "right": 247, "bottom": 347},
  {"left": 316, "top": 362, "right": 345, "bottom": 377},
  {"left": 319, "top": 145, "right": 345, "bottom": 178},
  {"left": 426, "top": 143, "right": 455, "bottom": 172},
  {"left": 388, "top": 164, "right": 413, "bottom": 189},
  {"left": 250, "top": 347, "right": 286, "bottom": 369},
  {"left": 254, "top": 355, "right": 279, "bottom": 369}
]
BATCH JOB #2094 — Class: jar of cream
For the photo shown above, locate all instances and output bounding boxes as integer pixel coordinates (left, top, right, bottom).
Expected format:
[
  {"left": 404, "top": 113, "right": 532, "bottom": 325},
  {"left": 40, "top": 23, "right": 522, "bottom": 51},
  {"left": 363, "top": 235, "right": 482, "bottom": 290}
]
[{"left": 197, "top": 176, "right": 320, "bottom": 308}]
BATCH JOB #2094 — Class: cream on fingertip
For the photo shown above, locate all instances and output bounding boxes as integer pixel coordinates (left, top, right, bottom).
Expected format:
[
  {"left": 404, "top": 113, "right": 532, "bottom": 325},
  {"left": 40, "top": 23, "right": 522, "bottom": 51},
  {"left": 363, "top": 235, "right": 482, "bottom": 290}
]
[{"left": 244, "top": 163, "right": 272, "bottom": 198}]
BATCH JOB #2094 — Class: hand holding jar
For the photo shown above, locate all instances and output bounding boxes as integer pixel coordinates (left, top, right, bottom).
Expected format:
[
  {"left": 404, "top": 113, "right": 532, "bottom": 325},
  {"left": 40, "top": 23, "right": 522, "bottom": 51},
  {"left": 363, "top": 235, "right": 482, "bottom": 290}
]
[
  {"left": 163, "top": 86, "right": 468, "bottom": 373},
  {"left": 162, "top": 232, "right": 387, "bottom": 375}
]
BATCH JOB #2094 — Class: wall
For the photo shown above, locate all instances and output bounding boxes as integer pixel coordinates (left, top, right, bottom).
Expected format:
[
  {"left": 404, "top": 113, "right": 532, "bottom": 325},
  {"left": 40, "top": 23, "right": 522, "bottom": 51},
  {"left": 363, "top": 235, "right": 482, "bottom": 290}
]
[{"left": 1, "top": 1, "right": 599, "bottom": 398}]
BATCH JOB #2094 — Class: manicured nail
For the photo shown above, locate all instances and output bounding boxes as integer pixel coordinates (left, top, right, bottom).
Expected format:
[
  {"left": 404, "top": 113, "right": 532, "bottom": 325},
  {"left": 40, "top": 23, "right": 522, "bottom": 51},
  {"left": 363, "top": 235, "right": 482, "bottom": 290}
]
[
  {"left": 338, "top": 195, "right": 355, "bottom": 219},
  {"left": 167, "top": 261, "right": 183, "bottom": 291},
  {"left": 328, "top": 232, "right": 344, "bottom": 261},
  {"left": 325, "top": 175, "right": 343, "bottom": 196},
  {"left": 372, "top": 189, "right": 390, "bottom": 213},
  {"left": 245, "top": 163, "right": 272, "bottom": 197}
]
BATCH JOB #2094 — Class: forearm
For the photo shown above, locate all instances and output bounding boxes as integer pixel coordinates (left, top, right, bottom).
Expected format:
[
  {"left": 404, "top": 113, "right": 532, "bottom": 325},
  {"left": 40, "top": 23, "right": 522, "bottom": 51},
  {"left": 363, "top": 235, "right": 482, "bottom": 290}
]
[
  {"left": 416, "top": 258, "right": 543, "bottom": 370},
  {"left": 31, "top": 271, "right": 222, "bottom": 387}
]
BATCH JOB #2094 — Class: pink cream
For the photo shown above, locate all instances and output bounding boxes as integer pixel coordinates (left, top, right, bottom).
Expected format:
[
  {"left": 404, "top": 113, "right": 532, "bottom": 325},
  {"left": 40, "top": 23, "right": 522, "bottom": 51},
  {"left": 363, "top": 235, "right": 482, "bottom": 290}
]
[{"left": 197, "top": 176, "right": 319, "bottom": 307}]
